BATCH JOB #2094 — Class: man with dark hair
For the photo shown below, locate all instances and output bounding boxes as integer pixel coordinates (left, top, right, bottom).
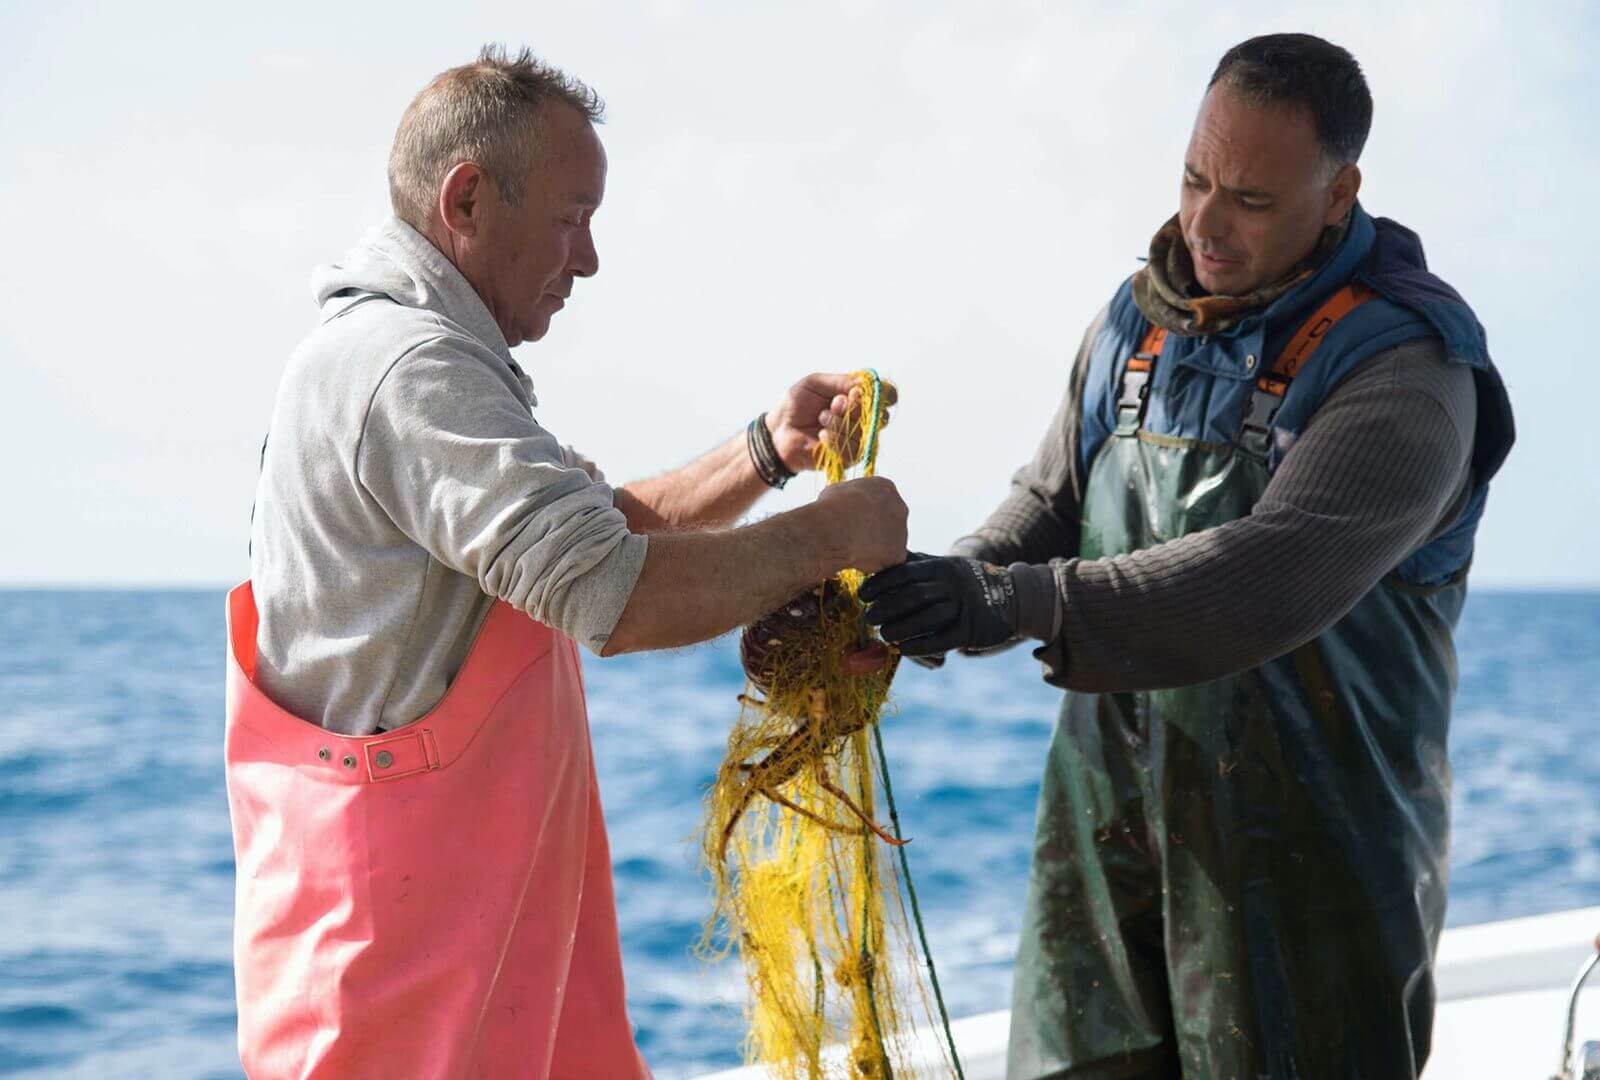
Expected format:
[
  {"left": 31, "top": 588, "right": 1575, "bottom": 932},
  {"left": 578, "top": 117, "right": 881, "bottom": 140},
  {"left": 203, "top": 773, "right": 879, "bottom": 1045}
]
[{"left": 858, "top": 33, "right": 1514, "bottom": 1078}]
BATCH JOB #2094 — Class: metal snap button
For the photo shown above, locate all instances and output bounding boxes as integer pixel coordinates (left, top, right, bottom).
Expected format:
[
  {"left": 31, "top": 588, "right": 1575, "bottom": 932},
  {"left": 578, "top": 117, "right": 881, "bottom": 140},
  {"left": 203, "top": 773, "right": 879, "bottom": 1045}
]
[
  {"left": 317, "top": 747, "right": 331, "bottom": 761},
  {"left": 375, "top": 750, "right": 394, "bottom": 769},
  {"left": 1245, "top": 354, "right": 1258, "bottom": 370},
  {"left": 342, "top": 753, "right": 357, "bottom": 769}
]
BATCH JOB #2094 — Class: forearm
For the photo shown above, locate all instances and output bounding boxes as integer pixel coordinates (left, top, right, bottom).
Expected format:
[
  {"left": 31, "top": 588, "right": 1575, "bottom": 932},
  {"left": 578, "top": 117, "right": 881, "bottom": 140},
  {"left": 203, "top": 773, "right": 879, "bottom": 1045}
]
[
  {"left": 617, "top": 372, "right": 897, "bottom": 533},
  {"left": 601, "top": 503, "right": 841, "bottom": 655},
  {"left": 617, "top": 428, "right": 770, "bottom": 533},
  {"left": 1045, "top": 504, "right": 1438, "bottom": 692},
  {"left": 1036, "top": 343, "right": 1476, "bottom": 691}
]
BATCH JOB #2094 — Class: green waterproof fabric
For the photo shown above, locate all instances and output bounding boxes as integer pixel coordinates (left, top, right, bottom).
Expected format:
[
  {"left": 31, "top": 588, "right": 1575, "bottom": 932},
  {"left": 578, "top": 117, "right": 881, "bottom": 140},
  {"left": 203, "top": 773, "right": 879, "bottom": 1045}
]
[{"left": 1007, "top": 430, "right": 1464, "bottom": 1080}]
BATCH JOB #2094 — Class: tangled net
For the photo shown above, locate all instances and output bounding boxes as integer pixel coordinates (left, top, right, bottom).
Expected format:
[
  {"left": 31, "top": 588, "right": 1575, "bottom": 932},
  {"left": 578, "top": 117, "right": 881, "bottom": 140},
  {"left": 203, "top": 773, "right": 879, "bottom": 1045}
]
[{"left": 699, "top": 372, "right": 961, "bottom": 1079}]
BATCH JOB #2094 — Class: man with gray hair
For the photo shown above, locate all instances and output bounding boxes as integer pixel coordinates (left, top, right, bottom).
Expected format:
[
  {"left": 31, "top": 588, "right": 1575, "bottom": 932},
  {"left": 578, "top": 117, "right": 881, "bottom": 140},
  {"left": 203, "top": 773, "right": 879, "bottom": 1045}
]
[{"left": 226, "top": 45, "right": 906, "bottom": 1078}]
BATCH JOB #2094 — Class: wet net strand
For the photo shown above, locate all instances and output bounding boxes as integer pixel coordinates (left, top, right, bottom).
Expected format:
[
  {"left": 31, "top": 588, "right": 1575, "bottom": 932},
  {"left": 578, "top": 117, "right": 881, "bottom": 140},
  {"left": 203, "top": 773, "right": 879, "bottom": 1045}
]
[{"left": 699, "top": 369, "right": 962, "bottom": 1078}]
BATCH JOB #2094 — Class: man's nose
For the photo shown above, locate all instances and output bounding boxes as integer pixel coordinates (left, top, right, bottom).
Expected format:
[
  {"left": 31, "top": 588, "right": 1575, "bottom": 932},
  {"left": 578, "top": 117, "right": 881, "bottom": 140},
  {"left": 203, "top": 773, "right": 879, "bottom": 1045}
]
[
  {"left": 570, "top": 225, "right": 598, "bottom": 278},
  {"left": 1189, "top": 192, "right": 1229, "bottom": 243}
]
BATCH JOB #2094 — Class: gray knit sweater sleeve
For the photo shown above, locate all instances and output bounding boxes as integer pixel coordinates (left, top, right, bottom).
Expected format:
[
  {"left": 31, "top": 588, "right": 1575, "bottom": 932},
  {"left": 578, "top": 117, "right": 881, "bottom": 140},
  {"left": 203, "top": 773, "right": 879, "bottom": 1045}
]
[{"left": 1033, "top": 337, "right": 1476, "bottom": 691}]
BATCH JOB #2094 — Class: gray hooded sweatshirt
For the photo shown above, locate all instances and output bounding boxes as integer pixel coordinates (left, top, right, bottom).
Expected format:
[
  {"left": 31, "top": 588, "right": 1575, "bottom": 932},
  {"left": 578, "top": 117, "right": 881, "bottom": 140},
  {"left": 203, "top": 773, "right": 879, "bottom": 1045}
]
[{"left": 249, "top": 218, "right": 647, "bottom": 735}]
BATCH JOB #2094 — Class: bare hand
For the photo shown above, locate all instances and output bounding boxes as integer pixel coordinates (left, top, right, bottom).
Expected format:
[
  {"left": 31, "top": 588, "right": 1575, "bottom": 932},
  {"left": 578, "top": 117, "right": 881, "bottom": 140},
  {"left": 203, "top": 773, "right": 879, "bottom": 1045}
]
[
  {"left": 816, "top": 475, "right": 908, "bottom": 574},
  {"left": 841, "top": 641, "right": 891, "bottom": 675},
  {"left": 766, "top": 373, "right": 899, "bottom": 474},
  {"left": 741, "top": 588, "right": 891, "bottom": 685}
]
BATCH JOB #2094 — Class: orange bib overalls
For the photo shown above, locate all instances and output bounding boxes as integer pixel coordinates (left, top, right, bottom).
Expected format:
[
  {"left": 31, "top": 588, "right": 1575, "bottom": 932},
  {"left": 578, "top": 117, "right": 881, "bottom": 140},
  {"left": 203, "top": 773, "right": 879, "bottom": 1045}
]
[{"left": 224, "top": 583, "right": 651, "bottom": 1079}]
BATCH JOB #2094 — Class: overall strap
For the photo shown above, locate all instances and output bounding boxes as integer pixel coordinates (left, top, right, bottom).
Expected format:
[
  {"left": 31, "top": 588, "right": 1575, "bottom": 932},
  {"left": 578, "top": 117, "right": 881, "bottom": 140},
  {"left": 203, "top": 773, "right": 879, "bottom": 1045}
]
[
  {"left": 1238, "top": 281, "right": 1375, "bottom": 456},
  {"left": 1114, "top": 324, "right": 1169, "bottom": 435}
]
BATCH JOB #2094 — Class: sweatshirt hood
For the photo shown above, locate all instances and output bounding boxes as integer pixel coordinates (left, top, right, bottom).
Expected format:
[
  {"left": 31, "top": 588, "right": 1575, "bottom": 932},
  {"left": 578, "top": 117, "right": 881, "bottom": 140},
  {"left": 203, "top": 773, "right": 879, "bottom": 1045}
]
[{"left": 309, "top": 217, "right": 514, "bottom": 370}]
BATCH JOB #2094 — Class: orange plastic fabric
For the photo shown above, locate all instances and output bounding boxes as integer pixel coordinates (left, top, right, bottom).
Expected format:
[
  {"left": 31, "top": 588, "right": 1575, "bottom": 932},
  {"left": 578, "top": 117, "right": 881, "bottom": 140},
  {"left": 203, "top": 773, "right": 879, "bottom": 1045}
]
[
  {"left": 1125, "top": 325, "right": 1168, "bottom": 372},
  {"left": 1259, "top": 280, "right": 1377, "bottom": 395},
  {"left": 224, "top": 582, "right": 650, "bottom": 1079}
]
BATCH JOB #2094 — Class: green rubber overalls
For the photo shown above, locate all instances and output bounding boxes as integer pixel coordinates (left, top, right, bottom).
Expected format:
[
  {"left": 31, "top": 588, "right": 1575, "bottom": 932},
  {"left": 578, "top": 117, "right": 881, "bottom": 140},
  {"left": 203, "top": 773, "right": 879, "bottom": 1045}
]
[{"left": 1007, "top": 288, "right": 1467, "bottom": 1080}]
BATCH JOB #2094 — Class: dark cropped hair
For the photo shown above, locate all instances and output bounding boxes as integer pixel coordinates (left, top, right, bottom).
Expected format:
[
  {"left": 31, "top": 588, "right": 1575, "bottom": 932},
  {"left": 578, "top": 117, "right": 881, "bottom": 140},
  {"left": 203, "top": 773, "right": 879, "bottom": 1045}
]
[{"left": 1208, "top": 34, "right": 1372, "bottom": 166}]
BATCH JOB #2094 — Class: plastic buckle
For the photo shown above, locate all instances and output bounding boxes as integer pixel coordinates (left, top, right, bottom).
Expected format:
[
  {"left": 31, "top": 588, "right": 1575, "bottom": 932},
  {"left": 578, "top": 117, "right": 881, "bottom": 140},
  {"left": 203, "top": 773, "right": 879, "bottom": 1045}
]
[
  {"left": 1115, "top": 353, "right": 1158, "bottom": 432},
  {"left": 1238, "top": 387, "right": 1282, "bottom": 457},
  {"left": 1116, "top": 369, "right": 1151, "bottom": 415}
]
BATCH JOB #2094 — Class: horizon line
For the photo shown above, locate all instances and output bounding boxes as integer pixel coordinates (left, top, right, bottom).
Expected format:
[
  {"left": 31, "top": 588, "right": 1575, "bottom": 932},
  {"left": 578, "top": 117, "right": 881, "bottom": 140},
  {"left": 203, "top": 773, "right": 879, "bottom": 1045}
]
[{"left": 3, "top": 580, "right": 1600, "bottom": 595}]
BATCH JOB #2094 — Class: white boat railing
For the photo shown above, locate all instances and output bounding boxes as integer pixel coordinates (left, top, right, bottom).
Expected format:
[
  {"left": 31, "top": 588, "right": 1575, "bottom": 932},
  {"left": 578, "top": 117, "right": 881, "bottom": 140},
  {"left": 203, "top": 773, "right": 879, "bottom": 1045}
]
[{"left": 693, "top": 905, "right": 1600, "bottom": 1080}]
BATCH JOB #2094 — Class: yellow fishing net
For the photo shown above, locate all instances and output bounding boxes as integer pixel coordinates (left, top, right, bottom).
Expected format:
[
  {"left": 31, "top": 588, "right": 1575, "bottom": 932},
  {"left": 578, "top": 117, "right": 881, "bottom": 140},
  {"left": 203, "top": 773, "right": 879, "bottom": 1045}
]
[{"left": 700, "top": 371, "right": 962, "bottom": 1079}]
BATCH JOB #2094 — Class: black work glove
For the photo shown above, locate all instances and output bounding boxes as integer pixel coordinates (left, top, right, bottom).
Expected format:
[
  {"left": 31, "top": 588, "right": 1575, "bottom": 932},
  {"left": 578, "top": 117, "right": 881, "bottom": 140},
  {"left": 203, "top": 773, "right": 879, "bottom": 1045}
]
[{"left": 859, "top": 553, "right": 1018, "bottom": 658}]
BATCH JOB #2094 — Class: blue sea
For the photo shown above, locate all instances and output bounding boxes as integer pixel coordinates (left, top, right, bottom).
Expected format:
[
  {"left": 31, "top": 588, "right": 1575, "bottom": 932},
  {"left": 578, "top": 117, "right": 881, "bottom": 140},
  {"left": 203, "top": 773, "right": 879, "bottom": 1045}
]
[{"left": 1, "top": 589, "right": 1597, "bottom": 1078}]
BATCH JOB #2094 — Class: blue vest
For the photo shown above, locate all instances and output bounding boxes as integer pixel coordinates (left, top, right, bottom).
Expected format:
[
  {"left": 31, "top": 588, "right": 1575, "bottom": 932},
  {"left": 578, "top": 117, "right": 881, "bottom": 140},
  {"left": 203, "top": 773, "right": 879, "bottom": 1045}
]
[{"left": 1078, "top": 204, "right": 1515, "bottom": 585}]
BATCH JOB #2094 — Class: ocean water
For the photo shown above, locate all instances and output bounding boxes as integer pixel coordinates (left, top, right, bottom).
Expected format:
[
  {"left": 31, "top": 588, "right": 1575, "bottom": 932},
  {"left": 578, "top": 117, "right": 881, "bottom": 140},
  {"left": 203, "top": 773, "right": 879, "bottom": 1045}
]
[{"left": 1, "top": 589, "right": 1597, "bottom": 1078}]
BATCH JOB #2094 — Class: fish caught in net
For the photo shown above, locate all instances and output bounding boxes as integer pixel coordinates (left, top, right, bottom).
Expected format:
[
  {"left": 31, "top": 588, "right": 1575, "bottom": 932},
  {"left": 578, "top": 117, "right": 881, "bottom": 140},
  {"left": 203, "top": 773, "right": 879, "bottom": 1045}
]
[{"left": 699, "top": 371, "right": 962, "bottom": 1079}]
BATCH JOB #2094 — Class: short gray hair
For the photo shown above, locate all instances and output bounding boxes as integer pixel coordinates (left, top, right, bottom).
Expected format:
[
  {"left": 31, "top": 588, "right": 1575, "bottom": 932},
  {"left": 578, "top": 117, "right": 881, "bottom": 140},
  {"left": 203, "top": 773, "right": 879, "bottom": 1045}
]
[{"left": 387, "top": 44, "right": 605, "bottom": 227}]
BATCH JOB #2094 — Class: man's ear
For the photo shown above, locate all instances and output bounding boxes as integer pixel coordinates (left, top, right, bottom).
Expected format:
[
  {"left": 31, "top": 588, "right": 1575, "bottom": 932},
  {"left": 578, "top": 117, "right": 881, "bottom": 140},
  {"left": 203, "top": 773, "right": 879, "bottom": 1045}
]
[
  {"left": 1325, "top": 162, "right": 1362, "bottom": 226},
  {"left": 437, "top": 162, "right": 487, "bottom": 239}
]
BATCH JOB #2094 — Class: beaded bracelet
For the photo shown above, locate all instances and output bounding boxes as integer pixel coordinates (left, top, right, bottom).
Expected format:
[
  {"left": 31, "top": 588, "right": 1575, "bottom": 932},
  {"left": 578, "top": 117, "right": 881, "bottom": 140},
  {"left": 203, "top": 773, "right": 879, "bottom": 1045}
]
[{"left": 747, "top": 413, "right": 796, "bottom": 489}]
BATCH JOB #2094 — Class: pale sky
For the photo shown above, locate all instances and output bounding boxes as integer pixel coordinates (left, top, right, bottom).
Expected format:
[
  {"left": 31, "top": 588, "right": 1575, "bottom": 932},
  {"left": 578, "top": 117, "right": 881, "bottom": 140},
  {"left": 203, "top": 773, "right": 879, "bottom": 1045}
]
[{"left": 2, "top": 0, "right": 1595, "bottom": 587}]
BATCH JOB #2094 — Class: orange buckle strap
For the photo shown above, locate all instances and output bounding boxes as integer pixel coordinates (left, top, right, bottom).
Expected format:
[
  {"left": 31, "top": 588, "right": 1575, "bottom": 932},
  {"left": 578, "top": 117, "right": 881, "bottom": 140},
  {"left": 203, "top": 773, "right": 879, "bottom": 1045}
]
[
  {"left": 1239, "top": 281, "right": 1377, "bottom": 455},
  {"left": 1116, "top": 324, "right": 1168, "bottom": 430},
  {"left": 1257, "top": 281, "right": 1375, "bottom": 398}
]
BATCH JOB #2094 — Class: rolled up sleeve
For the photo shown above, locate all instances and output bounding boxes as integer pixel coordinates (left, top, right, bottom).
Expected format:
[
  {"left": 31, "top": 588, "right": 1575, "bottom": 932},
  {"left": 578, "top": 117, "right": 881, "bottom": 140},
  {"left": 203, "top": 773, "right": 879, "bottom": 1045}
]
[{"left": 356, "top": 342, "right": 646, "bottom": 653}]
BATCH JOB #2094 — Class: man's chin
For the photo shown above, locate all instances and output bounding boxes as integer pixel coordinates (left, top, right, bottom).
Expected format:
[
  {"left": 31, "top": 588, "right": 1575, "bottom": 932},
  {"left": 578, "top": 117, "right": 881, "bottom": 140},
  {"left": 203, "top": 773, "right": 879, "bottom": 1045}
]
[
  {"left": 1195, "top": 267, "right": 1257, "bottom": 297},
  {"left": 517, "top": 316, "right": 554, "bottom": 345}
]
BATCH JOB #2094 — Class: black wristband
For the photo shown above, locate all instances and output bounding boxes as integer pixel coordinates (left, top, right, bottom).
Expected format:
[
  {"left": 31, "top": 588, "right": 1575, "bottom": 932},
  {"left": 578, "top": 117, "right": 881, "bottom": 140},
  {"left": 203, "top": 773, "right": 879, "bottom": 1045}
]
[{"left": 747, "top": 413, "right": 797, "bottom": 489}]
